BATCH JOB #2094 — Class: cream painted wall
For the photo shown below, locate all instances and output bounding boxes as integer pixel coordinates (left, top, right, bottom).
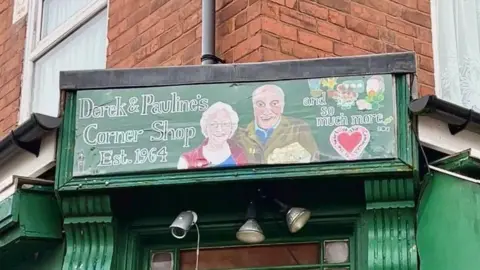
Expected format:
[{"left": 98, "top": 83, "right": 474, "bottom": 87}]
[
  {"left": 0, "top": 132, "right": 56, "bottom": 202},
  {"left": 419, "top": 116, "right": 480, "bottom": 159}
]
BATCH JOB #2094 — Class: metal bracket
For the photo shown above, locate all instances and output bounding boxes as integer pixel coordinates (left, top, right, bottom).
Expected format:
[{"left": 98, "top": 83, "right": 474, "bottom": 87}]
[
  {"left": 200, "top": 54, "right": 225, "bottom": 64},
  {"left": 448, "top": 109, "right": 473, "bottom": 135},
  {"left": 10, "top": 130, "right": 42, "bottom": 157}
]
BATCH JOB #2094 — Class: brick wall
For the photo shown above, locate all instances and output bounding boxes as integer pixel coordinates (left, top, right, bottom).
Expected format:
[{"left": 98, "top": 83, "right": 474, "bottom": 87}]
[
  {"left": 107, "top": 0, "right": 433, "bottom": 95},
  {"left": 0, "top": 2, "right": 25, "bottom": 138}
]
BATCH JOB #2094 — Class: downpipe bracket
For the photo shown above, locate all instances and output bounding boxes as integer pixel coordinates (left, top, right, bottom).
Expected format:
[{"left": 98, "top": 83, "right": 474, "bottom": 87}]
[{"left": 200, "top": 54, "right": 225, "bottom": 64}]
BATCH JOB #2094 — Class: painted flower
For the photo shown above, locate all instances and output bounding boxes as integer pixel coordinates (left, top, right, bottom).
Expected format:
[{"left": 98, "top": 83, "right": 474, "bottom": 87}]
[
  {"left": 366, "top": 75, "right": 385, "bottom": 95},
  {"left": 307, "top": 79, "right": 321, "bottom": 91},
  {"left": 321, "top": 77, "right": 338, "bottom": 89},
  {"left": 367, "top": 90, "right": 376, "bottom": 97}
]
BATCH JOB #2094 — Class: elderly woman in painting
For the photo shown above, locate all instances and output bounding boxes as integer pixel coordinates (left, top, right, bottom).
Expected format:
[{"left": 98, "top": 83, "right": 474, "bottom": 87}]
[{"left": 177, "top": 102, "right": 247, "bottom": 169}]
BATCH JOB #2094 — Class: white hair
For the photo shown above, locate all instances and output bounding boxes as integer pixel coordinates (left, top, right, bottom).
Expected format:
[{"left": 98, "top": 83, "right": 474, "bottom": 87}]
[
  {"left": 252, "top": 84, "right": 285, "bottom": 103},
  {"left": 200, "top": 101, "right": 239, "bottom": 138}
]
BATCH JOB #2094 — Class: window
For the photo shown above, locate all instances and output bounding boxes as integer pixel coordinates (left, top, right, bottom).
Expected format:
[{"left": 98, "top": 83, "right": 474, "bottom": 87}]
[
  {"left": 151, "top": 252, "right": 174, "bottom": 270},
  {"left": 431, "top": 0, "right": 480, "bottom": 111},
  {"left": 151, "top": 240, "right": 352, "bottom": 270},
  {"left": 20, "top": 0, "right": 108, "bottom": 122}
]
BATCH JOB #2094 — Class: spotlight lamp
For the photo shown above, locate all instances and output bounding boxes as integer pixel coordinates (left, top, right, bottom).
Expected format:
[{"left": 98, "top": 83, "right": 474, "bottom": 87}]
[
  {"left": 169, "top": 210, "right": 198, "bottom": 239},
  {"left": 274, "top": 199, "right": 311, "bottom": 233},
  {"left": 236, "top": 201, "right": 265, "bottom": 244}
]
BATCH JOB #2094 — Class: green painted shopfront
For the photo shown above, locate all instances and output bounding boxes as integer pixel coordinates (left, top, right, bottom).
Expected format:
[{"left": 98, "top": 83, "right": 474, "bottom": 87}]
[{"left": 7, "top": 52, "right": 480, "bottom": 270}]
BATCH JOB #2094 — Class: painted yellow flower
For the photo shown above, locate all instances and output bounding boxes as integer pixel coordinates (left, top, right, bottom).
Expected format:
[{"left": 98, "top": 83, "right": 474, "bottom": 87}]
[{"left": 321, "top": 77, "right": 337, "bottom": 89}]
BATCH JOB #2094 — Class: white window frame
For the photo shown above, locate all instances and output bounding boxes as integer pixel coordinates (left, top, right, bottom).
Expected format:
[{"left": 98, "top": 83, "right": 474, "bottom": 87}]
[
  {"left": 430, "top": 0, "right": 441, "bottom": 103},
  {"left": 19, "top": 0, "right": 108, "bottom": 123},
  {"left": 417, "top": 1, "right": 480, "bottom": 158}
]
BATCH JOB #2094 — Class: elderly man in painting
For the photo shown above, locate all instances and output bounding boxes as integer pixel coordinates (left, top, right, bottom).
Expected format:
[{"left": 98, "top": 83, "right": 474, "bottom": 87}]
[
  {"left": 177, "top": 102, "right": 247, "bottom": 169},
  {"left": 235, "top": 84, "right": 320, "bottom": 165}
]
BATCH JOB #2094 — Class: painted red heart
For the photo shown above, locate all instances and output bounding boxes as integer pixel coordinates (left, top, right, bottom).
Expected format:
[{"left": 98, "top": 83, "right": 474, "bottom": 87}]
[
  {"left": 330, "top": 126, "right": 371, "bottom": 160},
  {"left": 338, "top": 132, "right": 363, "bottom": 153}
]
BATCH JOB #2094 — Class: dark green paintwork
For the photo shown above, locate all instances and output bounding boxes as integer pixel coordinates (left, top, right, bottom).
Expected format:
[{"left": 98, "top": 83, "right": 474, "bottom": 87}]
[
  {"left": 0, "top": 187, "right": 63, "bottom": 269},
  {"left": 417, "top": 154, "right": 480, "bottom": 270},
  {"left": 362, "top": 179, "right": 417, "bottom": 270},
  {"left": 0, "top": 195, "right": 17, "bottom": 235},
  {"left": 365, "top": 178, "right": 415, "bottom": 209},
  {"left": 59, "top": 159, "right": 412, "bottom": 191},
  {"left": 365, "top": 208, "right": 417, "bottom": 269},
  {"left": 61, "top": 195, "right": 116, "bottom": 270},
  {"left": 430, "top": 149, "right": 480, "bottom": 178},
  {"left": 6, "top": 241, "right": 65, "bottom": 270}
]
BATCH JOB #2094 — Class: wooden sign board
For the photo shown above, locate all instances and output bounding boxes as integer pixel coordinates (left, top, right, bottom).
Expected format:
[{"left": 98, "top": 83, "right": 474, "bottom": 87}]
[
  {"left": 73, "top": 75, "right": 396, "bottom": 177},
  {"left": 57, "top": 52, "right": 417, "bottom": 190}
]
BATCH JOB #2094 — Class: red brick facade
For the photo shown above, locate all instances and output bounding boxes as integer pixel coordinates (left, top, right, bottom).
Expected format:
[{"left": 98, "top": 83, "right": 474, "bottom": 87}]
[
  {"left": 0, "top": 0, "right": 434, "bottom": 139},
  {"left": 107, "top": 0, "right": 434, "bottom": 96},
  {"left": 0, "top": 1, "right": 25, "bottom": 138}
]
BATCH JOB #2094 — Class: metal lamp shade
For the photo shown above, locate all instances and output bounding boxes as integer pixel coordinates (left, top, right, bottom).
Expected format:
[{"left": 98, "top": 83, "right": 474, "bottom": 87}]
[
  {"left": 236, "top": 219, "right": 265, "bottom": 244},
  {"left": 286, "top": 207, "right": 311, "bottom": 233}
]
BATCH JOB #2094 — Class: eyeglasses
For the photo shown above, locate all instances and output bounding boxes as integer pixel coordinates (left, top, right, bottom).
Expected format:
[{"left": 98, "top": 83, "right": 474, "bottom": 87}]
[{"left": 209, "top": 122, "right": 232, "bottom": 129}]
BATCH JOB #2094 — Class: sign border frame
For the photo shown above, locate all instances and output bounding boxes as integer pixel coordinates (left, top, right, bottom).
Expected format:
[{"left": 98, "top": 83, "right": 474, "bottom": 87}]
[{"left": 56, "top": 52, "right": 418, "bottom": 191}]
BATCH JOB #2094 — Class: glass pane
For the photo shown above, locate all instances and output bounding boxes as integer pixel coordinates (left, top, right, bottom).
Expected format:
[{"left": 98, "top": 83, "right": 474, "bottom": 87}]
[
  {"left": 32, "top": 9, "right": 107, "bottom": 117},
  {"left": 180, "top": 243, "right": 319, "bottom": 270},
  {"left": 324, "top": 268, "right": 349, "bottom": 270},
  {"left": 151, "top": 252, "right": 173, "bottom": 270},
  {"left": 41, "top": 0, "right": 96, "bottom": 38},
  {"left": 323, "top": 240, "right": 349, "bottom": 264}
]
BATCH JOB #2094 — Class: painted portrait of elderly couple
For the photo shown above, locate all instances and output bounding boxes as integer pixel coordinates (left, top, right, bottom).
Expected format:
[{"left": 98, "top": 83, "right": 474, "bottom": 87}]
[{"left": 176, "top": 84, "right": 320, "bottom": 169}]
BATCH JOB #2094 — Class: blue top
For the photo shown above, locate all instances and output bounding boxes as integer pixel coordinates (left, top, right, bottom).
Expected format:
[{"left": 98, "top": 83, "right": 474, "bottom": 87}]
[
  {"left": 215, "top": 155, "right": 237, "bottom": 167},
  {"left": 255, "top": 127, "right": 275, "bottom": 145},
  {"left": 254, "top": 120, "right": 280, "bottom": 145}
]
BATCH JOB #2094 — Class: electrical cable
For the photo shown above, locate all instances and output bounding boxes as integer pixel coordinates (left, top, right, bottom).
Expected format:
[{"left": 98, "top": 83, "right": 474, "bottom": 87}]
[{"left": 195, "top": 223, "right": 200, "bottom": 270}]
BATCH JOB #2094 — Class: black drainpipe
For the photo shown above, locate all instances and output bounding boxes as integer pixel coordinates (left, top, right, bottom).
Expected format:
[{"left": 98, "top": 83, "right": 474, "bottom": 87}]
[
  {"left": 0, "top": 113, "right": 62, "bottom": 165},
  {"left": 409, "top": 95, "right": 480, "bottom": 135},
  {"left": 200, "top": 0, "right": 223, "bottom": 65}
]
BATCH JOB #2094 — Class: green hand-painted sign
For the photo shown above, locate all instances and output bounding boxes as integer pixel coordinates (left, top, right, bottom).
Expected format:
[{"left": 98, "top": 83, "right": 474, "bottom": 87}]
[{"left": 73, "top": 75, "right": 397, "bottom": 177}]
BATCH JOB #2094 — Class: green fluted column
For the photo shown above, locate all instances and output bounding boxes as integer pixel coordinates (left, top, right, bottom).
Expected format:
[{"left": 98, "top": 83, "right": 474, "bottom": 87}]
[
  {"left": 61, "top": 195, "right": 115, "bottom": 270},
  {"left": 362, "top": 179, "right": 417, "bottom": 270}
]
